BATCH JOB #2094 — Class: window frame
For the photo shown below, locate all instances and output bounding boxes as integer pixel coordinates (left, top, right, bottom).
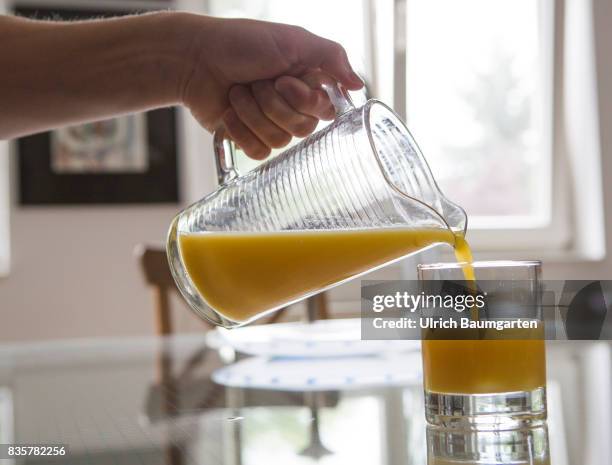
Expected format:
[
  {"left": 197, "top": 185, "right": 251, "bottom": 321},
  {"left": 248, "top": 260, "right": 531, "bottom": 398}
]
[
  {"left": 200, "top": 0, "right": 596, "bottom": 260},
  {"left": 0, "top": 144, "right": 9, "bottom": 277},
  {"left": 380, "top": 0, "right": 579, "bottom": 255},
  {"left": 468, "top": 0, "right": 576, "bottom": 255},
  {"left": 0, "top": 0, "right": 10, "bottom": 276}
]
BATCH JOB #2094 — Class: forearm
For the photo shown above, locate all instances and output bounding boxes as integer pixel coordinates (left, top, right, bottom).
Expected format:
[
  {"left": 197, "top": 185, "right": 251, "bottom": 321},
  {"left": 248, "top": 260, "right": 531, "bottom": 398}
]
[{"left": 0, "top": 12, "right": 195, "bottom": 139}]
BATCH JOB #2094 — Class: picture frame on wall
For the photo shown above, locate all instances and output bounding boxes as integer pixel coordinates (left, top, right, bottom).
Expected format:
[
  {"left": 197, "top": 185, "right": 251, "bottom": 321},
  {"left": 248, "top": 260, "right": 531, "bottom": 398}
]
[{"left": 13, "top": 3, "right": 180, "bottom": 205}]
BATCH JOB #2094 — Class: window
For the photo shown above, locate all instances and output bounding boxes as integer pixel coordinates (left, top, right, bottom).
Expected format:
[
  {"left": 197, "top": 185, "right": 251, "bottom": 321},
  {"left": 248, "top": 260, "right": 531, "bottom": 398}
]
[
  {"left": 399, "top": 0, "right": 604, "bottom": 258},
  {"left": 404, "top": 0, "right": 549, "bottom": 228},
  {"left": 206, "top": 0, "right": 602, "bottom": 257},
  {"left": 395, "top": 0, "right": 577, "bottom": 254}
]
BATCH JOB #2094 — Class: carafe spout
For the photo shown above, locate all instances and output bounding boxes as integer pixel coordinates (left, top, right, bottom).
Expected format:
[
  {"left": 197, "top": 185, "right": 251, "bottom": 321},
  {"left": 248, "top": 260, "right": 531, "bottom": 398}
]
[{"left": 439, "top": 196, "right": 468, "bottom": 235}]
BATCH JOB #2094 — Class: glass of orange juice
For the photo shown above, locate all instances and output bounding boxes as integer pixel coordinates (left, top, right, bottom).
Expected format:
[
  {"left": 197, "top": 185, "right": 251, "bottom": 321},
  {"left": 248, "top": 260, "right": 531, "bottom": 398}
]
[{"left": 417, "top": 261, "right": 547, "bottom": 429}]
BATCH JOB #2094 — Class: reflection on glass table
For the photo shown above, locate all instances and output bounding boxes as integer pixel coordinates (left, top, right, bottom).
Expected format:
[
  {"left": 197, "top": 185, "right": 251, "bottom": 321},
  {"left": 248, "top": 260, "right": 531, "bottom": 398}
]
[
  {"left": 0, "top": 334, "right": 609, "bottom": 464},
  {"left": 427, "top": 426, "right": 550, "bottom": 465}
]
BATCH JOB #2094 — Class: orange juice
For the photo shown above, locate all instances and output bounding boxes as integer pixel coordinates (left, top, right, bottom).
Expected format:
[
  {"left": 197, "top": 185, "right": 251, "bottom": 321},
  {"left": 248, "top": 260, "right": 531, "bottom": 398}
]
[
  {"left": 178, "top": 228, "right": 456, "bottom": 322},
  {"left": 453, "top": 234, "right": 476, "bottom": 282},
  {"left": 422, "top": 331, "right": 546, "bottom": 393},
  {"left": 421, "top": 238, "right": 546, "bottom": 395}
]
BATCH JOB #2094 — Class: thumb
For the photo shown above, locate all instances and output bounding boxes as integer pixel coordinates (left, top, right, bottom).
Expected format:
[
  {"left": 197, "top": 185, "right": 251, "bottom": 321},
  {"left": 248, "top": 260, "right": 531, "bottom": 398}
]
[{"left": 291, "top": 30, "right": 364, "bottom": 91}]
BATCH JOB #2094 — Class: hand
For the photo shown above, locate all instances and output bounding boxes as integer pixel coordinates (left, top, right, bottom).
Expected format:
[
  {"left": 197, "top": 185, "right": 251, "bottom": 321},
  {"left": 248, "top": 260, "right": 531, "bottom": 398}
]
[{"left": 178, "top": 14, "right": 363, "bottom": 159}]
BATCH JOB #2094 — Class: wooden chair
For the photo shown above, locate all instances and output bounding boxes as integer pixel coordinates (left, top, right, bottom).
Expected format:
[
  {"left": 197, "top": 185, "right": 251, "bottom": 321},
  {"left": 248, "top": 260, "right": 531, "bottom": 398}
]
[
  {"left": 136, "top": 245, "right": 190, "bottom": 336},
  {"left": 306, "top": 293, "right": 330, "bottom": 322}
]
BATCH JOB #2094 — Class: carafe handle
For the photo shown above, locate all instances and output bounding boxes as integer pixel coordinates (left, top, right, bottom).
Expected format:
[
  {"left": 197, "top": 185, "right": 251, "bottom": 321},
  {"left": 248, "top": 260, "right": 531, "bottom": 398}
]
[
  {"left": 213, "top": 78, "right": 356, "bottom": 185},
  {"left": 320, "top": 77, "right": 355, "bottom": 117},
  {"left": 213, "top": 126, "right": 238, "bottom": 185}
]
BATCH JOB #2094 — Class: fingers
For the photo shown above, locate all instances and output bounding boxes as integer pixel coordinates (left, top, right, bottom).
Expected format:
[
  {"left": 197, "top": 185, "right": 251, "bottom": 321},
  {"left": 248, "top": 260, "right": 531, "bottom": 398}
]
[
  {"left": 226, "top": 63, "right": 353, "bottom": 159},
  {"left": 229, "top": 84, "right": 292, "bottom": 149},
  {"left": 251, "top": 80, "right": 320, "bottom": 137},
  {"left": 274, "top": 75, "right": 336, "bottom": 121},
  {"left": 292, "top": 31, "right": 364, "bottom": 91},
  {"left": 226, "top": 77, "right": 335, "bottom": 159},
  {"left": 222, "top": 107, "right": 270, "bottom": 160}
]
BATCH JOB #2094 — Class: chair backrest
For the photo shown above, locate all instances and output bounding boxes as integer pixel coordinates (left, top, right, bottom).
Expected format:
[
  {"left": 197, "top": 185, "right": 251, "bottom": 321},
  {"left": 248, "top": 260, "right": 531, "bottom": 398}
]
[
  {"left": 138, "top": 247, "right": 175, "bottom": 288},
  {"left": 135, "top": 245, "right": 189, "bottom": 336}
]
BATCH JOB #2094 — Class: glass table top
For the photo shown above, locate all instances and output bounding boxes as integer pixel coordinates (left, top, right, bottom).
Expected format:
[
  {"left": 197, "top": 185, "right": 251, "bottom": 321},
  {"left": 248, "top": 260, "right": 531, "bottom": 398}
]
[{"left": 0, "top": 334, "right": 609, "bottom": 464}]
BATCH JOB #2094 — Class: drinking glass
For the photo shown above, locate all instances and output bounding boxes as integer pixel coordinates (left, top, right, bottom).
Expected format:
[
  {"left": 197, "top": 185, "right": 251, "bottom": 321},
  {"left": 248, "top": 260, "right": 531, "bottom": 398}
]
[{"left": 417, "top": 261, "right": 547, "bottom": 429}]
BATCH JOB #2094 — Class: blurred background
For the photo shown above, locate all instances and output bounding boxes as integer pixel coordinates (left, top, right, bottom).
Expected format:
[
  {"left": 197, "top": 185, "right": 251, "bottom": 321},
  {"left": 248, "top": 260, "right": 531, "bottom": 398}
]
[{"left": 0, "top": 0, "right": 611, "bottom": 342}]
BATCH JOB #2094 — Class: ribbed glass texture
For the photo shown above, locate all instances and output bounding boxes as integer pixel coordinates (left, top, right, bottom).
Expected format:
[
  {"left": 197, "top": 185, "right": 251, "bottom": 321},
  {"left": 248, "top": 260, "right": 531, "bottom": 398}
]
[{"left": 167, "top": 99, "right": 466, "bottom": 327}]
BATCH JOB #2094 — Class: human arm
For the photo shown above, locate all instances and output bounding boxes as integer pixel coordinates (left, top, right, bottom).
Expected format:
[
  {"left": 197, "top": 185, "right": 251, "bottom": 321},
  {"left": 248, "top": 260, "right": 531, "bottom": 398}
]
[{"left": 0, "top": 12, "right": 362, "bottom": 158}]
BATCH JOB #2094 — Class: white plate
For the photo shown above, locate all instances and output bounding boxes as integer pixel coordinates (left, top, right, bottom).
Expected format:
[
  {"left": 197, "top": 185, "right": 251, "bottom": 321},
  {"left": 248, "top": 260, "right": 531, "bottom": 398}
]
[
  {"left": 206, "top": 318, "right": 419, "bottom": 358},
  {"left": 212, "top": 351, "right": 422, "bottom": 391}
]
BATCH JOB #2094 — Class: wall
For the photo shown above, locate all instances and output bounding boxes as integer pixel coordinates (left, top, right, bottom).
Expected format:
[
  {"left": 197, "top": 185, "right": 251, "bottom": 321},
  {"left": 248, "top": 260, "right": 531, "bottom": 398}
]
[
  {"left": 1, "top": 206, "right": 173, "bottom": 341},
  {"left": 0, "top": 108, "right": 216, "bottom": 342}
]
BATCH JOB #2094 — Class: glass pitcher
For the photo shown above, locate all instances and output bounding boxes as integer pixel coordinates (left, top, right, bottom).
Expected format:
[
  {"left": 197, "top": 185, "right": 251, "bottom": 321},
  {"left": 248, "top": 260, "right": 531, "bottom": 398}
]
[{"left": 167, "top": 81, "right": 467, "bottom": 328}]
